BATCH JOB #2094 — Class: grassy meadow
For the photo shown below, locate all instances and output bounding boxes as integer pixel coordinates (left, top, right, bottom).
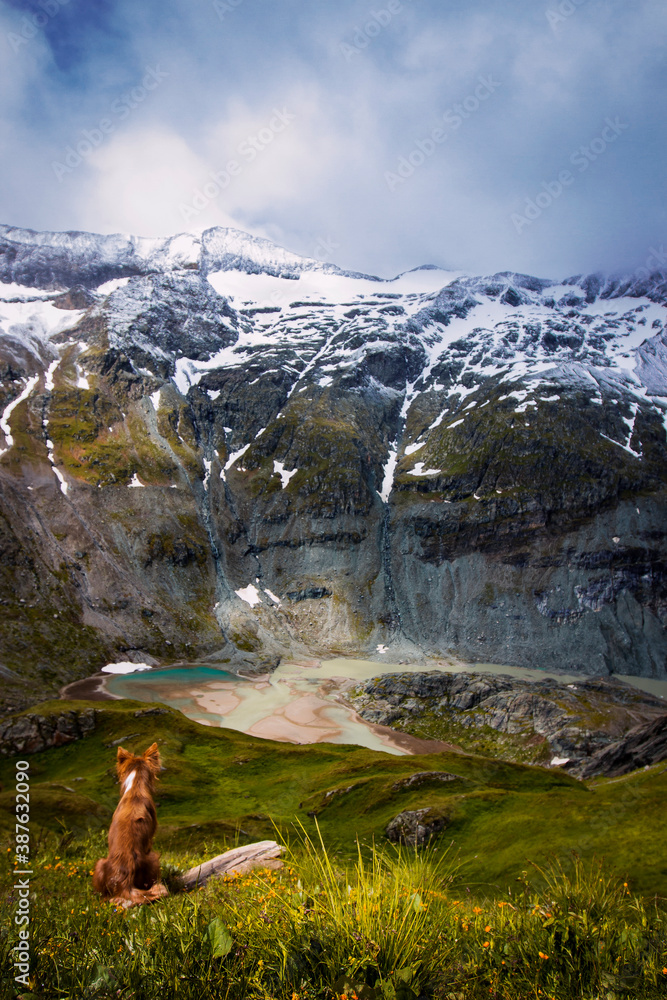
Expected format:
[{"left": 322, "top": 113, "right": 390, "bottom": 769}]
[{"left": 1, "top": 699, "right": 666, "bottom": 998}]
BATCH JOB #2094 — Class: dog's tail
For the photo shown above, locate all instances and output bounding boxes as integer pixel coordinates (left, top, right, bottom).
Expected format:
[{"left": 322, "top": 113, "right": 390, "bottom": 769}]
[{"left": 100, "top": 853, "right": 138, "bottom": 899}]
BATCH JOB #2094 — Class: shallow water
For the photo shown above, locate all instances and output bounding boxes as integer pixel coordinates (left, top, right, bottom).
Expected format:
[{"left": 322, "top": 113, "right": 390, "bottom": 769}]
[
  {"left": 103, "top": 654, "right": 602, "bottom": 755},
  {"left": 615, "top": 674, "right": 667, "bottom": 700},
  {"left": 105, "top": 661, "right": 406, "bottom": 754}
]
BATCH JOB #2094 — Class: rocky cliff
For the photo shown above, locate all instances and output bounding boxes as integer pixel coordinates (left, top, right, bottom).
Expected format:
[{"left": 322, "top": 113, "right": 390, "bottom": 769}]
[
  {"left": 0, "top": 224, "right": 666, "bottom": 710},
  {"left": 345, "top": 670, "right": 666, "bottom": 770}
]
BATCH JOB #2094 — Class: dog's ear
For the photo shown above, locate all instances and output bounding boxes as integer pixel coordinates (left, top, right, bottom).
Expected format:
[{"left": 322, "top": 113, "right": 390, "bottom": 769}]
[
  {"left": 143, "top": 742, "right": 161, "bottom": 772},
  {"left": 117, "top": 747, "right": 132, "bottom": 763}
]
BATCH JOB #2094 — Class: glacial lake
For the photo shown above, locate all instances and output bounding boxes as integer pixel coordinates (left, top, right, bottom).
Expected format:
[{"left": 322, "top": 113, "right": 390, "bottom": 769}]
[{"left": 68, "top": 656, "right": 666, "bottom": 757}]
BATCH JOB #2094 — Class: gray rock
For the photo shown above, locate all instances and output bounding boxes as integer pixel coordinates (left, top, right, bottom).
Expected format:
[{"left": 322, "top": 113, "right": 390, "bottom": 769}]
[
  {"left": 1, "top": 225, "right": 667, "bottom": 712},
  {"left": 392, "top": 771, "right": 460, "bottom": 790},
  {"left": 385, "top": 808, "right": 446, "bottom": 847},
  {"left": 349, "top": 672, "right": 666, "bottom": 770},
  {"left": 577, "top": 714, "right": 667, "bottom": 778},
  {"left": 0, "top": 709, "right": 95, "bottom": 756}
]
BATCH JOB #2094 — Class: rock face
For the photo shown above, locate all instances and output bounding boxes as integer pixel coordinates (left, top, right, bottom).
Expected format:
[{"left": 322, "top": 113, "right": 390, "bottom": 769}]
[
  {"left": 348, "top": 671, "right": 666, "bottom": 769},
  {"left": 0, "top": 708, "right": 95, "bottom": 756},
  {"left": 577, "top": 714, "right": 667, "bottom": 778},
  {"left": 0, "top": 223, "right": 666, "bottom": 709},
  {"left": 385, "top": 808, "right": 446, "bottom": 847}
]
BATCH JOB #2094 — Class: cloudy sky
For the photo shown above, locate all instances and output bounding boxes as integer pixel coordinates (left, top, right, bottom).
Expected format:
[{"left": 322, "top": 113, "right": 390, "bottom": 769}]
[{"left": 0, "top": 0, "right": 665, "bottom": 278}]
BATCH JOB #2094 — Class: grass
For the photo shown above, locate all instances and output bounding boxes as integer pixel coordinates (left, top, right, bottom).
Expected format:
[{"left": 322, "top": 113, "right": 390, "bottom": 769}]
[
  {"left": 1, "top": 701, "right": 667, "bottom": 891},
  {"left": 362, "top": 705, "right": 554, "bottom": 767},
  {"left": 1, "top": 829, "right": 665, "bottom": 999},
  {"left": 1, "top": 701, "right": 667, "bottom": 996}
]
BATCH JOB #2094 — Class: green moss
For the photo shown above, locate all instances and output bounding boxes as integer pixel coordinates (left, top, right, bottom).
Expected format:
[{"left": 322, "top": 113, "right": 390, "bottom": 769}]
[
  {"left": 237, "top": 395, "right": 379, "bottom": 517},
  {"left": 397, "top": 709, "right": 553, "bottom": 766},
  {"left": 394, "top": 389, "right": 667, "bottom": 524},
  {"left": 46, "top": 387, "right": 182, "bottom": 487},
  {"left": 156, "top": 403, "right": 204, "bottom": 479},
  {"left": 227, "top": 624, "right": 262, "bottom": 652}
]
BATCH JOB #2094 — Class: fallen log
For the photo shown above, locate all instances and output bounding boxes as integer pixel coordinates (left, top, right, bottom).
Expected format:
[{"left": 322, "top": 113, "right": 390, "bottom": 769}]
[{"left": 178, "top": 840, "right": 285, "bottom": 891}]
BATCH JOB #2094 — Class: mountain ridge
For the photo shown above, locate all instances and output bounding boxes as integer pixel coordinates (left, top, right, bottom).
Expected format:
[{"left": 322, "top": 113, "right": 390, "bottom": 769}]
[{"left": 0, "top": 223, "right": 666, "bottom": 711}]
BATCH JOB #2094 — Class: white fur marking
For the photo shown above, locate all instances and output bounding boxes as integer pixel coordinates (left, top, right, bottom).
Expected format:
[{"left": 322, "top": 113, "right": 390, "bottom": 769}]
[{"left": 122, "top": 770, "right": 136, "bottom": 795}]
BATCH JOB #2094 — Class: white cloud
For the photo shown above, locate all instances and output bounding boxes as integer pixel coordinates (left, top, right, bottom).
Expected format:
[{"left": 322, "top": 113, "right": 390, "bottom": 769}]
[{"left": 78, "top": 126, "right": 242, "bottom": 235}]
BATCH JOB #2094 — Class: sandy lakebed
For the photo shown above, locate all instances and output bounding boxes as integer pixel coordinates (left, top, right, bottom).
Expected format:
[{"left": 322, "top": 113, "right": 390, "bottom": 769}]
[{"left": 58, "top": 654, "right": 667, "bottom": 757}]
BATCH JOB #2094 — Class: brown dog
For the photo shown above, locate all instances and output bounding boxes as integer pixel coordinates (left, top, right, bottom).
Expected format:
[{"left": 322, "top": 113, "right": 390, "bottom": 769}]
[{"left": 93, "top": 742, "right": 167, "bottom": 906}]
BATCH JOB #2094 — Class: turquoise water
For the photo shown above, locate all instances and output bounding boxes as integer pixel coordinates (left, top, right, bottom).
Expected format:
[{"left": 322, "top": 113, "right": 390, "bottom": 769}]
[{"left": 106, "top": 665, "right": 240, "bottom": 726}]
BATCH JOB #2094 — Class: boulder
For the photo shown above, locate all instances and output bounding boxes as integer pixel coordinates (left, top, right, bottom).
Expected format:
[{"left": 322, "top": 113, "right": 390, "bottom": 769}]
[{"left": 385, "top": 808, "right": 445, "bottom": 848}]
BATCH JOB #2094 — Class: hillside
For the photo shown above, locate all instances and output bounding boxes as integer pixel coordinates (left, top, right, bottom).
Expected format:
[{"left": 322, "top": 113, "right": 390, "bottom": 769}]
[
  {"left": 1, "top": 224, "right": 667, "bottom": 710},
  {"left": 1, "top": 699, "right": 667, "bottom": 895}
]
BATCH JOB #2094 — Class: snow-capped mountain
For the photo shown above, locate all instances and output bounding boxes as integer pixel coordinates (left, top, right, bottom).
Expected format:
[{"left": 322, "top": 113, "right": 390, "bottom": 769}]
[{"left": 0, "top": 223, "right": 665, "bottom": 709}]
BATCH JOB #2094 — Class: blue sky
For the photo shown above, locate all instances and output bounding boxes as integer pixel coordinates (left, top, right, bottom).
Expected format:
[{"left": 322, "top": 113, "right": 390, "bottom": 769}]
[{"left": 0, "top": 0, "right": 665, "bottom": 278}]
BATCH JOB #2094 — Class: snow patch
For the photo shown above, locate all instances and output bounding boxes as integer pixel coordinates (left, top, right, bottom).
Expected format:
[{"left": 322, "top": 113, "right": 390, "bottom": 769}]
[
  {"left": 0, "top": 281, "right": 56, "bottom": 300},
  {"left": 273, "top": 460, "right": 297, "bottom": 488},
  {"left": 51, "top": 465, "right": 69, "bottom": 495},
  {"left": 404, "top": 441, "right": 424, "bottom": 456},
  {"left": 264, "top": 588, "right": 282, "bottom": 606},
  {"left": 102, "top": 661, "right": 153, "bottom": 674},
  {"left": 220, "top": 443, "right": 250, "bottom": 480},
  {"left": 206, "top": 266, "right": 456, "bottom": 309},
  {"left": 599, "top": 432, "right": 641, "bottom": 459},
  {"left": 96, "top": 277, "right": 131, "bottom": 296},
  {"left": 235, "top": 584, "right": 261, "bottom": 608},
  {"left": 379, "top": 446, "right": 398, "bottom": 502},
  {"left": 0, "top": 375, "right": 39, "bottom": 455},
  {"left": 407, "top": 462, "right": 440, "bottom": 476},
  {"left": 128, "top": 473, "right": 145, "bottom": 487},
  {"left": 44, "top": 359, "right": 59, "bottom": 392}
]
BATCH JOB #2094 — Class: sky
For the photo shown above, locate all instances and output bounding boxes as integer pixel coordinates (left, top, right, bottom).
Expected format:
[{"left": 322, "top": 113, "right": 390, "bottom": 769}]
[{"left": 0, "top": 0, "right": 665, "bottom": 279}]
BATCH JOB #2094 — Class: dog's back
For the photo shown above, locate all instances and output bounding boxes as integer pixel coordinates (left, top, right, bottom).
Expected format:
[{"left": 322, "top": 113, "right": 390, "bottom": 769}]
[{"left": 93, "top": 742, "right": 166, "bottom": 905}]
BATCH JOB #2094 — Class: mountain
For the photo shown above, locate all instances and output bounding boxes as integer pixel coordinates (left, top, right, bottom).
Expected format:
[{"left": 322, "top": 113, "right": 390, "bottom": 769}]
[{"left": 0, "top": 223, "right": 666, "bottom": 710}]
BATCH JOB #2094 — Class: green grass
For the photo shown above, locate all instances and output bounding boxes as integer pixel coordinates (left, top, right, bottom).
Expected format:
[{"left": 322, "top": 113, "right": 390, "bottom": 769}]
[
  {"left": 1, "top": 701, "right": 667, "bottom": 896},
  {"left": 1, "top": 701, "right": 667, "bottom": 996},
  {"left": 362, "top": 705, "right": 554, "bottom": 767},
  {"left": 1, "top": 830, "right": 665, "bottom": 998}
]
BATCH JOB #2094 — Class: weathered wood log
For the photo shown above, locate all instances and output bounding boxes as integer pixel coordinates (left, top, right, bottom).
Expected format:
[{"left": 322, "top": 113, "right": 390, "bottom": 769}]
[{"left": 178, "top": 840, "right": 285, "bottom": 891}]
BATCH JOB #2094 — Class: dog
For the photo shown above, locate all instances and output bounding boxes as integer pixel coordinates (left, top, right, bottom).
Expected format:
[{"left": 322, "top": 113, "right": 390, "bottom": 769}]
[{"left": 93, "top": 742, "right": 168, "bottom": 906}]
